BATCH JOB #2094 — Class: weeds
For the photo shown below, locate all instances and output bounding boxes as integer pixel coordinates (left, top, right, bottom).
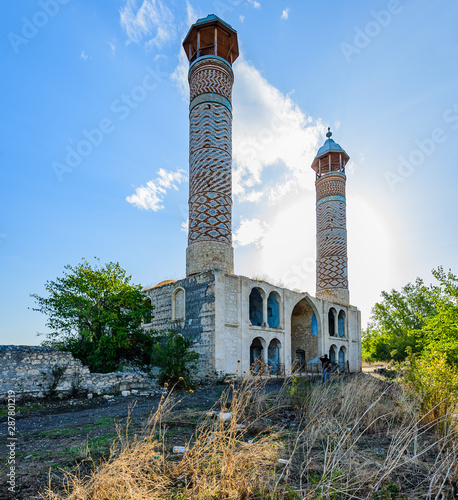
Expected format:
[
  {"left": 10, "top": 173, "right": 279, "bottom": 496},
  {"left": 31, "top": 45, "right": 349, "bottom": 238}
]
[{"left": 42, "top": 372, "right": 458, "bottom": 499}]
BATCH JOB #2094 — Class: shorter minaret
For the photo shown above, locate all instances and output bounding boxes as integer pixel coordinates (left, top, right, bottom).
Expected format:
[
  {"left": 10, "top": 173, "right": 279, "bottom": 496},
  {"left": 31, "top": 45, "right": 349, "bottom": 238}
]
[{"left": 311, "top": 128, "right": 350, "bottom": 305}]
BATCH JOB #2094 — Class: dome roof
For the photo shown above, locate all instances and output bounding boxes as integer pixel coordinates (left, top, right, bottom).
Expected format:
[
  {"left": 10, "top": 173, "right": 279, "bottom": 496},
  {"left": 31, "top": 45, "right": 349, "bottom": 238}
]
[
  {"left": 315, "top": 137, "right": 348, "bottom": 159},
  {"left": 194, "top": 14, "right": 235, "bottom": 31}
]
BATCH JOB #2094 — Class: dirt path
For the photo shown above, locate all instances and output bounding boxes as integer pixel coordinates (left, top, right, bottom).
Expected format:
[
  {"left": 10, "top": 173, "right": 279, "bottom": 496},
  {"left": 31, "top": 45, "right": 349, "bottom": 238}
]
[{"left": 0, "top": 384, "right": 228, "bottom": 500}]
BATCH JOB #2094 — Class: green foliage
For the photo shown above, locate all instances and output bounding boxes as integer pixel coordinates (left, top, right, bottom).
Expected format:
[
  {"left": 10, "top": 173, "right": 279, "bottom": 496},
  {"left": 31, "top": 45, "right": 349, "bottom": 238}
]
[
  {"left": 151, "top": 330, "right": 199, "bottom": 388},
  {"left": 363, "top": 267, "right": 458, "bottom": 365},
  {"left": 421, "top": 267, "right": 458, "bottom": 366},
  {"left": 371, "top": 481, "right": 405, "bottom": 499},
  {"left": 362, "top": 277, "right": 439, "bottom": 362},
  {"left": 32, "top": 258, "right": 155, "bottom": 373},
  {"left": 396, "top": 349, "right": 458, "bottom": 421}
]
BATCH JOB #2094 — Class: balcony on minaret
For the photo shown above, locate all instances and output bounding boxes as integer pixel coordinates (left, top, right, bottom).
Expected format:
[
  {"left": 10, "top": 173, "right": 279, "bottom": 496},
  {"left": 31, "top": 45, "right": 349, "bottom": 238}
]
[
  {"left": 311, "top": 128, "right": 349, "bottom": 180},
  {"left": 183, "top": 14, "right": 239, "bottom": 66}
]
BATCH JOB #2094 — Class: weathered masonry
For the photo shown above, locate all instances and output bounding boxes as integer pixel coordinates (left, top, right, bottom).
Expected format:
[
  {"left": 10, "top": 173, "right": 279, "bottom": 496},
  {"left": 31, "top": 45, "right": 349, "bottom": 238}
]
[{"left": 144, "top": 14, "right": 362, "bottom": 378}]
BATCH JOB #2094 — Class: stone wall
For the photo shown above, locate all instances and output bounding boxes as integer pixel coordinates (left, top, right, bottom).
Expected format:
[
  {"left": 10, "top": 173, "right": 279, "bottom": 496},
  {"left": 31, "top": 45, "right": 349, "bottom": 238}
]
[
  {"left": 0, "top": 346, "right": 156, "bottom": 400},
  {"left": 144, "top": 271, "right": 217, "bottom": 377}
]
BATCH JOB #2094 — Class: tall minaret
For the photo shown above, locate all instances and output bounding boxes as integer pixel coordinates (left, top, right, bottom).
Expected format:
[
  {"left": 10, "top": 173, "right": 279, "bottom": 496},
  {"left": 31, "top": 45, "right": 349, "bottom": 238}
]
[
  {"left": 183, "top": 15, "right": 239, "bottom": 276},
  {"left": 311, "top": 128, "right": 350, "bottom": 305}
]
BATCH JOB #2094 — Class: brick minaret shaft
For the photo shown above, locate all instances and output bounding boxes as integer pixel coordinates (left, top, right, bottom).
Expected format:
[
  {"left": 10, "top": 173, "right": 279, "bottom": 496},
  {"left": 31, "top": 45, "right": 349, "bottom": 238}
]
[
  {"left": 183, "top": 15, "right": 239, "bottom": 276},
  {"left": 311, "top": 129, "right": 350, "bottom": 305}
]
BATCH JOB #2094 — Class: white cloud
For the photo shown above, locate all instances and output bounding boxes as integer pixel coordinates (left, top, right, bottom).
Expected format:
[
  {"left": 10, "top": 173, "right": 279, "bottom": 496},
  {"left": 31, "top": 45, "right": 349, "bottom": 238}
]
[
  {"left": 248, "top": 0, "right": 261, "bottom": 8},
  {"left": 108, "top": 42, "right": 116, "bottom": 55},
  {"left": 170, "top": 1, "right": 201, "bottom": 99},
  {"left": 120, "top": 0, "right": 175, "bottom": 49},
  {"left": 232, "top": 57, "right": 325, "bottom": 202},
  {"left": 80, "top": 50, "right": 89, "bottom": 61},
  {"left": 181, "top": 219, "right": 189, "bottom": 234},
  {"left": 281, "top": 8, "right": 290, "bottom": 20},
  {"left": 171, "top": 49, "right": 189, "bottom": 100},
  {"left": 126, "top": 168, "right": 187, "bottom": 211},
  {"left": 233, "top": 218, "right": 266, "bottom": 247},
  {"left": 239, "top": 15, "right": 245, "bottom": 23}
]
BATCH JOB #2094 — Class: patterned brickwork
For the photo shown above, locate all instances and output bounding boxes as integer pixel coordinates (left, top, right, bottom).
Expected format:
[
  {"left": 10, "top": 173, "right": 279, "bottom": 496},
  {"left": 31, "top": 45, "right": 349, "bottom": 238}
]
[
  {"left": 317, "top": 229, "right": 347, "bottom": 258},
  {"left": 189, "top": 59, "right": 233, "bottom": 103},
  {"left": 189, "top": 192, "right": 232, "bottom": 244},
  {"left": 188, "top": 55, "right": 234, "bottom": 254},
  {"left": 316, "top": 173, "right": 346, "bottom": 201},
  {"left": 316, "top": 200, "right": 346, "bottom": 230},
  {"left": 316, "top": 172, "right": 348, "bottom": 298},
  {"left": 189, "top": 103, "right": 232, "bottom": 156},
  {"left": 317, "top": 257, "right": 348, "bottom": 290}
]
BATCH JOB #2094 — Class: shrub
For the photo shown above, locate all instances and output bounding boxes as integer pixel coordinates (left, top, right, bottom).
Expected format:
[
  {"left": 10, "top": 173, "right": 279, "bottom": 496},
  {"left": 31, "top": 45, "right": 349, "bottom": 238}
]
[
  {"left": 151, "top": 330, "right": 199, "bottom": 389},
  {"left": 396, "top": 349, "right": 458, "bottom": 422}
]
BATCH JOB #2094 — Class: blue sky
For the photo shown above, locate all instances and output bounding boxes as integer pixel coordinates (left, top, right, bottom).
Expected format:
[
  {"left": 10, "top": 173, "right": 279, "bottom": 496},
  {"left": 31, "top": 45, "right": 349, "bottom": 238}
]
[{"left": 1, "top": 0, "right": 457, "bottom": 345}]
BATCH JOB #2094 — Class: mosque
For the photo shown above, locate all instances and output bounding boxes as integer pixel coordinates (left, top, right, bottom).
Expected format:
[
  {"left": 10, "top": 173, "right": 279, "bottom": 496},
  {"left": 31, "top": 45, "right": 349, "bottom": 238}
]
[{"left": 143, "top": 15, "right": 362, "bottom": 377}]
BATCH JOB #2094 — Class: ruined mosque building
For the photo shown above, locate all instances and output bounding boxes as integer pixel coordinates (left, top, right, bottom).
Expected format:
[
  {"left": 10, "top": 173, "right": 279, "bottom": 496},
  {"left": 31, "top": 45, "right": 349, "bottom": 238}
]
[{"left": 143, "top": 15, "right": 362, "bottom": 377}]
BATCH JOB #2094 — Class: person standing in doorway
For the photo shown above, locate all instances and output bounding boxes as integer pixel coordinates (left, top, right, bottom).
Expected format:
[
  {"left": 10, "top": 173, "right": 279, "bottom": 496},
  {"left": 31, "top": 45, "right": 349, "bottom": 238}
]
[{"left": 319, "top": 354, "right": 332, "bottom": 383}]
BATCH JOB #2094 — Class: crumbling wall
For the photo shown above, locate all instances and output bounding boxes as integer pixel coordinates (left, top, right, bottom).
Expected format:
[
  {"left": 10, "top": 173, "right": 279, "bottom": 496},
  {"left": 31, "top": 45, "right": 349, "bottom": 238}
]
[
  {"left": 144, "top": 271, "right": 216, "bottom": 377},
  {"left": 0, "top": 346, "right": 156, "bottom": 400}
]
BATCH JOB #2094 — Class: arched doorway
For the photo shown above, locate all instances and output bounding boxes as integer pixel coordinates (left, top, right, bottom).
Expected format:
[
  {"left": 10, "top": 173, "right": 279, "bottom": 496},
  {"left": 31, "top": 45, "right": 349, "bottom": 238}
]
[
  {"left": 249, "top": 288, "right": 264, "bottom": 326},
  {"left": 250, "top": 337, "right": 264, "bottom": 372},
  {"left": 338, "top": 346, "right": 346, "bottom": 372},
  {"left": 291, "top": 298, "right": 319, "bottom": 365},
  {"left": 268, "top": 338, "right": 281, "bottom": 374}
]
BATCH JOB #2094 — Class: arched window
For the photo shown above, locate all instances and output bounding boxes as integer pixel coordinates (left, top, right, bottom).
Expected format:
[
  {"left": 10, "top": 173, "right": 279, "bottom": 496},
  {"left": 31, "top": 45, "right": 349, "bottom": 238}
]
[
  {"left": 328, "top": 308, "right": 336, "bottom": 336},
  {"left": 311, "top": 313, "right": 318, "bottom": 336},
  {"left": 338, "top": 310, "right": 345, "bottom": 337},
  {"left": 173, "top": 288, "right": 185, "bottom": 321},
  {"left": 249, "top": 288, "right": 263, "bottom": 326},
  {"left": 338, "top": 346, "right": 346, "bottom": 372},
  {"left": 267, "top": 292, "right": 280, "bottom": 328},
  {"left": 329, "top": 345, "right": 337, "bottom": 365},
  {"left": 144, "top": 297, "right": 152, "bottom": 324}
]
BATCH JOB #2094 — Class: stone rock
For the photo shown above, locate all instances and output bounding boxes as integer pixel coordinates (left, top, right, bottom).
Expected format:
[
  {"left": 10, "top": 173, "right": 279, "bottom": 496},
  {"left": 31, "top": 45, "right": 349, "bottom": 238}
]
[{"left": 121, "top": 390, "right": 131, "bottom": 397}]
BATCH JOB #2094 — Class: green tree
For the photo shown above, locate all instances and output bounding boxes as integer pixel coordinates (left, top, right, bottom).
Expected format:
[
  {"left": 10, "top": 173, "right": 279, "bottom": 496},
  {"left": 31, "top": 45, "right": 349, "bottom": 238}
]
[
  {"left": 421, "top": 267, "right": 458, "bottom": 365},
  {"left": 363, "top": 267, "right": 458, "bottom": 365},
  {"left": 363, "top": 277, "right": 439, "bottom": 361},
  {"left": 31, "top": 258, "right": 154, "bottom": 373},
  {"left": 151, "top": 330, "right": 199, "bottom": 388}
]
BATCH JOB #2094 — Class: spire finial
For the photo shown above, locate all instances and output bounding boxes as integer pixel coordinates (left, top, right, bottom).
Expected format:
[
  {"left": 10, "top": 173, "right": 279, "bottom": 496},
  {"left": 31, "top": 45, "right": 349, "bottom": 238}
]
[{"left": 326, "top": 127, "right": 332, "bottom": 138}]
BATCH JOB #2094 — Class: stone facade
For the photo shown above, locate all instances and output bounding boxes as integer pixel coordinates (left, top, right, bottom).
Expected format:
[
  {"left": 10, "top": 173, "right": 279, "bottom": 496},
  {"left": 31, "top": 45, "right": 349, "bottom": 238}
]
[
  {"left": 145, "top": 271, "right": 362, "bottom": 378},
  {"left": 0, "top": 346, "right": 156, "bottom": 400}
]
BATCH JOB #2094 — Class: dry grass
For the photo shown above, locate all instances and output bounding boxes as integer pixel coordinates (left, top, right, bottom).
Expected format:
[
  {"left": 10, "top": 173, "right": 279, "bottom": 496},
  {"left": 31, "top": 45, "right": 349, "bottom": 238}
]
[{"left": 41, "top": 371, "right": 458, "bottom": 500}]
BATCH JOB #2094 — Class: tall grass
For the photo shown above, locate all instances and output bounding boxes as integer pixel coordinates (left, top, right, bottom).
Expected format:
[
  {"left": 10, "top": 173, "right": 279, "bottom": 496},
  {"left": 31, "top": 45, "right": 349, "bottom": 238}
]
[{"left": 42, "top": 370, "right": 458, "bottom": 499}]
